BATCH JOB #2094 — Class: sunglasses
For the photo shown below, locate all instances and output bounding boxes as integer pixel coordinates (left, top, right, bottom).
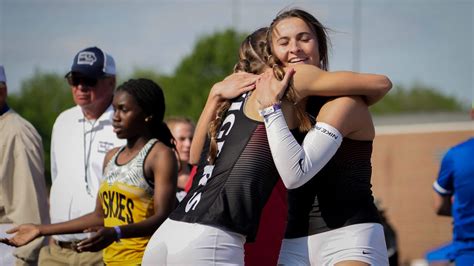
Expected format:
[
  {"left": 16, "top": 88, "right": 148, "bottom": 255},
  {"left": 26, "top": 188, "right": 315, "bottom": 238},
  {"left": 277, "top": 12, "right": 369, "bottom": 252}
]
[{"left": 67, "top": 75, "right": 99, "bottom": 87}]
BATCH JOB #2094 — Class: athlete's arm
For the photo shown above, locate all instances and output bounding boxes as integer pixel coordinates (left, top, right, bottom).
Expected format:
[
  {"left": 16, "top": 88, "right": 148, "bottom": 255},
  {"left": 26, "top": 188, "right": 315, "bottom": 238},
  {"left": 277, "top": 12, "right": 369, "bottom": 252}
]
[
  {"left": 433, "top": 192, "right": 452, "bottom": 216},
  {"left": 432, "top": 153, "right": 455, "bottom": 217},
  {"left": 255, "top": 72, "right": 370, "bottom": 189},
  {"left": 262, "top": 108, "right": 342, "bottom": 189},
  {"left": 289, "top": 64, "right": 392, "bottom": 105},
  {"left": 2, "top": 197, "right": 104, "bottom": 247},
  {"left": 190, "top": 72, "right": 257, "bottom": 164},
  {"left": 77, "top": 143, "right": 179, "bottom": 252}
]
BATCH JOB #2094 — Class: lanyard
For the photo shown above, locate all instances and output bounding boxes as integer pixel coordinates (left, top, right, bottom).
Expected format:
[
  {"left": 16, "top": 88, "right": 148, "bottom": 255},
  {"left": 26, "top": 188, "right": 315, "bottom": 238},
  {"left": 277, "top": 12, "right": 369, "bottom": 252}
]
[{"left": 83, "top": 117, "right": 98, "bottom": 197}]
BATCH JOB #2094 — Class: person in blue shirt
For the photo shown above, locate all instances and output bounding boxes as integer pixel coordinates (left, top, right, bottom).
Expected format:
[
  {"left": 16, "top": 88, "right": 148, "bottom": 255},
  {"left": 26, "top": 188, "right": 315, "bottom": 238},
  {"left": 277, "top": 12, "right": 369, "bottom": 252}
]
[{"left": 433, "top": 108, "right": 474, "bottom": 266}]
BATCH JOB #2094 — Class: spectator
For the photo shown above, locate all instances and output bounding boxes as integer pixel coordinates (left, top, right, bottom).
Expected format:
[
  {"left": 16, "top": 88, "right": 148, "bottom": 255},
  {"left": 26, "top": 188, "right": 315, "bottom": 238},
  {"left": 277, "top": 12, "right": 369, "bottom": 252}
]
[
  {"left": 165, "top": 117, "right": 195, "bottom": 202},
  {"left": 433, "top": 106, "right": 474, "bottom": 266},
  {"left": 0, "top": 65, "right": 50, "bottom": 265},
  {"left": 43, "top": 47, "right": 124, "bottom": 265}
]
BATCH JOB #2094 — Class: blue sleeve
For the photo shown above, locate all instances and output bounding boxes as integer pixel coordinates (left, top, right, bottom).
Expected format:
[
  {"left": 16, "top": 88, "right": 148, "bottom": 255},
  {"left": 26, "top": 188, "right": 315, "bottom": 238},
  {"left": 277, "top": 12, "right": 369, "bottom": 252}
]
[{"left": 433, "top": 149, "right": 454, "bottom": 195}]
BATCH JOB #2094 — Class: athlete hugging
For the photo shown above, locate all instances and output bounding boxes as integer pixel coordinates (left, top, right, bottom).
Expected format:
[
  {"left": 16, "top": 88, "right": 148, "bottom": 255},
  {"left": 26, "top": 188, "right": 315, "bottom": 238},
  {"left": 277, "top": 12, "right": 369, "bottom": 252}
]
[{"left": 184, "top": 94, "right": 246, "bottom": 213}]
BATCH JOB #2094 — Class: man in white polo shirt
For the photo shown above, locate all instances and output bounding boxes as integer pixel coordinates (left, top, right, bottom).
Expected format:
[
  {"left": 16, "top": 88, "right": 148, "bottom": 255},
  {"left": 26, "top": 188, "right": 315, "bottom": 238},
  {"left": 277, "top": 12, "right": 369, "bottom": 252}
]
[{"left": 39, "top": 47, "right": 125, "bottom": 265}]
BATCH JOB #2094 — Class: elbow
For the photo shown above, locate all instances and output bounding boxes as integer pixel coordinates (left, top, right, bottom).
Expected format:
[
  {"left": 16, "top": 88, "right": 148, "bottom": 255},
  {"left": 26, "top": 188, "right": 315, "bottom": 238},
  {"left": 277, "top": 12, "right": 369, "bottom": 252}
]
[
  {"left": 379, "top": 76, "right": 392, "bottom": 95},
  {"left": 188, "top": 153, "right": 200, "bottom": 165},
  {"left": 188, "top": 149, "right": 200, "bottom": 165},
  {"left": 281, "top": 178, "right": 303, "bottom": 190}
]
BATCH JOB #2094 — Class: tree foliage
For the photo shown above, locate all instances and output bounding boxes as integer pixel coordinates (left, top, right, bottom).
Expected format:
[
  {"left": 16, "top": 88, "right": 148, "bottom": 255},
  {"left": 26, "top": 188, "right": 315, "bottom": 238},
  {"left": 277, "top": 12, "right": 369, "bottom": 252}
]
[
  {"left": 7, "top": 29, "right": 466, "bottom": 187},
  {"left": 129, "top": 29, "right": 247, "bottom": 121},
  {"left": 8, "top": 70, "right": 74, "bottom": 184},
  {"left": 370, "top": 83, "right": 464, "bottom": 114}
]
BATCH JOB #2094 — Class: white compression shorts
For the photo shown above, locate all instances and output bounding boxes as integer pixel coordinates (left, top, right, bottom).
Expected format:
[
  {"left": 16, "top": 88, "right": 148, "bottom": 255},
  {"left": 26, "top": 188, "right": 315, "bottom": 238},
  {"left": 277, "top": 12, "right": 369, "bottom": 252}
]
[
  {"left": 142, "top": 218, "right": 246, "bottom": 265},
  {"left": 263, "top": 109, "right": 342, "bottom": 189},
  {"left": 278, "top": 223, "right": 389, "bottom": 266}
]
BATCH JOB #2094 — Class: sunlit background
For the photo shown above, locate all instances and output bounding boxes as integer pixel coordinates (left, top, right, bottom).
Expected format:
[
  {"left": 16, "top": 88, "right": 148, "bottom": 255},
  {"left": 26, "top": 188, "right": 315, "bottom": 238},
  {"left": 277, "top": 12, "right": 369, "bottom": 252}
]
[
  {"left": 1, "top": 0, "right": 472, "bottom": 106},
  {"left": 1, "top": 1, "right": 473, "bottom": 265}
]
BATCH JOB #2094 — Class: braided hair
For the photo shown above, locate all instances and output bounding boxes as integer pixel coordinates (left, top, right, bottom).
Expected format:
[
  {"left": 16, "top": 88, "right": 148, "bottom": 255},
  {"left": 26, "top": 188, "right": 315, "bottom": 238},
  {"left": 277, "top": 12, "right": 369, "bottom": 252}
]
[{"left": 115, "top": 78, "right": 176, "bottom": 150}]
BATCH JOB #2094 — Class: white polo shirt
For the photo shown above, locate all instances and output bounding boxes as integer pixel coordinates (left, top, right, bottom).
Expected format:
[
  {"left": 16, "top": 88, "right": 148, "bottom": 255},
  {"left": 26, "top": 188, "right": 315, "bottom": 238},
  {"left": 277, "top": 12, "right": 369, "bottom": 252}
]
[{"left": 49, "top": 105, "right": 125, "bottom": 242}]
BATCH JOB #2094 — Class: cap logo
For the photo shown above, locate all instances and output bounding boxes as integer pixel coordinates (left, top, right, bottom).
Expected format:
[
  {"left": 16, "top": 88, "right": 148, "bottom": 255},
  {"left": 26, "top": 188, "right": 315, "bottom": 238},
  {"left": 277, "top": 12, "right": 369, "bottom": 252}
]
[{"left": 77, "top": 51, "right": 97, "bottom": 65}]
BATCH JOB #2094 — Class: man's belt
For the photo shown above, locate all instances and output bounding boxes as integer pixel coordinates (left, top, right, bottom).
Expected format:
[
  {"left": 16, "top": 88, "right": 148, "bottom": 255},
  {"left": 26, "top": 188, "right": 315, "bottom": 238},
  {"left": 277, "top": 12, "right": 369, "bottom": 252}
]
[{"left": 54, "top": 240, "right": 80, "bottom": 250}]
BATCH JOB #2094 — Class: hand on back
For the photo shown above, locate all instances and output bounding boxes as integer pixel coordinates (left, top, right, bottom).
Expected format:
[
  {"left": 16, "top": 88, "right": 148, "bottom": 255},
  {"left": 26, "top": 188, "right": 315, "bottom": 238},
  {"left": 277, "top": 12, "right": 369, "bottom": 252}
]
[{"left": 210, "top": 72, "right": 258, "bottom": 101}]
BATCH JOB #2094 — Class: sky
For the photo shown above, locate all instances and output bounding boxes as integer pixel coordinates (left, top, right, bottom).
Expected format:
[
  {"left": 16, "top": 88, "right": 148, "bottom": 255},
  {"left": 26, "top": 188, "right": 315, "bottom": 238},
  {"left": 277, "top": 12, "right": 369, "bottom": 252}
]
[{"left": 0, "top": 0, "right": 472, "bottom": 107}]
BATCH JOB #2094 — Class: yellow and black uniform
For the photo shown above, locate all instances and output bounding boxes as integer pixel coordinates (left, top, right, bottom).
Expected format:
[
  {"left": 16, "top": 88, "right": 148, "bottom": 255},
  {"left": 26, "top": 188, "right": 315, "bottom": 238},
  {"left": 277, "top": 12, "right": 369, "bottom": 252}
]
[{"left": 99, "top": 139, "right": 157, "bottom": 265}]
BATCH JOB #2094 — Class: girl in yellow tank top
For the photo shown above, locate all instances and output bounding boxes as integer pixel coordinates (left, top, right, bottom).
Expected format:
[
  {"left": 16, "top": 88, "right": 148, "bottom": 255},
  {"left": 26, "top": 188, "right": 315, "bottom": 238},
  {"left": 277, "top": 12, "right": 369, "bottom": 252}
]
[{"left": 2, "top": 79, "right": 178, "bottom": 265}]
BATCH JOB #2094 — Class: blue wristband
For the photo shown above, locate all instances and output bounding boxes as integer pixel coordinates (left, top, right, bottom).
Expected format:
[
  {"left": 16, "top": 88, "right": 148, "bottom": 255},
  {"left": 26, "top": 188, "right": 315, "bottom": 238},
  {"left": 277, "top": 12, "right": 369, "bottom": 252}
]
[{"left": 113, "top": 226, "right": 122, "bottom": 242}]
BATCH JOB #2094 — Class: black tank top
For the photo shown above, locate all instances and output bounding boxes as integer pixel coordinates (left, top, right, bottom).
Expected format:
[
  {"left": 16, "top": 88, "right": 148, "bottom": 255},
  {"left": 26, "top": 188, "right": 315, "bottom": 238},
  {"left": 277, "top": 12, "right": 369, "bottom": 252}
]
[
  {"left": 170, "top": 94, "right": 303, "bottom": 242},
  {"left": 285, "top": 138, "right": 381, "bottom": 238}
]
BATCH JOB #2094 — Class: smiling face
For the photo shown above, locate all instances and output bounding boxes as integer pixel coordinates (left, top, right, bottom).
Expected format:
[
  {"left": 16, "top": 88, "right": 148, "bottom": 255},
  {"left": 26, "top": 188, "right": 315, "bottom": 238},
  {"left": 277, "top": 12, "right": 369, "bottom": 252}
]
[
  {"left": 112, "top": 90, "right": 148, "bottom": 139},
  {"left": 271, "top": 17, "right": 321, "bottom": 68}
]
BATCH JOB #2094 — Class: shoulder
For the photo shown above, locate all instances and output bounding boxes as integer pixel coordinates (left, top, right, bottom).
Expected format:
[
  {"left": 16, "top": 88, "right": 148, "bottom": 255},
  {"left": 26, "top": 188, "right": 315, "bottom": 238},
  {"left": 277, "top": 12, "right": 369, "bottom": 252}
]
[
  {"left": 320, "top": 95, "right": 367, "bottom": 115},
  {"left": 53, "top": 105, "right": 80, "bottom": 127},
  {"left": 3, "top": 110, "right": 42, "bottom": 143},
  {"left": 317, "top": 96, "right": 372, "bottom": 137},
  {"left": 106, "top": 146, "right": 121, "bottom": 159},
  {"left": 103, "top": 146, "right": 121, "bottom": 167},
  {"left": 446, "top": 138, "right": 474, "bottom": 157},
  {"left": 148, "top": 141, "right": 176, "bottom": 161},
  {"left": 145, "top": 141, "right": 178, "bottom": 179},
  {"left": 455, "top": 138, "right": 474, "bottom": 150}
]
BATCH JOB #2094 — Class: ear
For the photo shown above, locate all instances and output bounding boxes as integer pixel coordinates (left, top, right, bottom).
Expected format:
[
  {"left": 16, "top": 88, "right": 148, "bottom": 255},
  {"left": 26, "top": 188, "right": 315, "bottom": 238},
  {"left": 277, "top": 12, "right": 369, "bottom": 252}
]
[{"left": 145, "top": 115, "right": 153, "bottom": 122}]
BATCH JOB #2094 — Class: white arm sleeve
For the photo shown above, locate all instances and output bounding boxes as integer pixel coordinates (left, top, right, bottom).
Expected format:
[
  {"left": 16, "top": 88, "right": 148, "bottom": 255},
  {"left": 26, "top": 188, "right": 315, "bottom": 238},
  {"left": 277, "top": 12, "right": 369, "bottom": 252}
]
[{"left": 263, "top": 109, "right": 342, "bottom": 189}]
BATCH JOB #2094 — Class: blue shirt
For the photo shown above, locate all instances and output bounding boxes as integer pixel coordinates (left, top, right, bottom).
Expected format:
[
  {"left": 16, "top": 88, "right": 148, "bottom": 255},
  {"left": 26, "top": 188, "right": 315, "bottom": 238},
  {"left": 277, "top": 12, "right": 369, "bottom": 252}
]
[{"left": 434, "top": 138, "right": 474, "bottom": 243}]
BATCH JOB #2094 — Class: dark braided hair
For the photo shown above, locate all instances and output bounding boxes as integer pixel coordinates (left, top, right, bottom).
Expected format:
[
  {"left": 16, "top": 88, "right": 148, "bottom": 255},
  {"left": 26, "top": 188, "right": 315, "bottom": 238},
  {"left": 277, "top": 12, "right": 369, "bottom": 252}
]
[
  {"left": 115, "top": 78, "right": 176, "bottom": 150},
  {"left": 266, "top": 8, "right": 332, "bottom": 117}
]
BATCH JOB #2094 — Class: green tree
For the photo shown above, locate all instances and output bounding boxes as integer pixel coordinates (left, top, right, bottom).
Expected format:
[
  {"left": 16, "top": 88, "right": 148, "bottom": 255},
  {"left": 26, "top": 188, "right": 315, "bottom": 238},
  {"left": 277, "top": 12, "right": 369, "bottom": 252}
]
[
  {"left": 8, "top": 70, "right": 74, "bottom": 185},
  {"left": 370, "top": 83, "right": 464, "bottom": 114},
  {"left": 129, "top": 29, "right": 247, "bottom": 121}
]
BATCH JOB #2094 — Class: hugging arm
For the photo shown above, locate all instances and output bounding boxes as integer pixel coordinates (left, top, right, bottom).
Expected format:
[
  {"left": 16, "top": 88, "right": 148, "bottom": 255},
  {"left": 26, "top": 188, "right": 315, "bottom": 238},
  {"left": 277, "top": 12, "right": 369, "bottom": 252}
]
[
  {"left": 189, "top": 72, "right": 257, "bottom": 164},
  {"left": 290, "top": 64, "right": 392, "bottom": 105},
  {"left": 262, "top": 108, "right": 342, "bottom": 188},
  {"left": 254, "top": 69, "right": 355, "bottom": 189}
]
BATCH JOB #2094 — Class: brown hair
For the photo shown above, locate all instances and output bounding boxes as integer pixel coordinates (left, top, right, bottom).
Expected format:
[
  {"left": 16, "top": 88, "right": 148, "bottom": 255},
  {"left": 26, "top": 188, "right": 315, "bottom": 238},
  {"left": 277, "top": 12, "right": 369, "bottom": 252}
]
[
  {"left": 207, "top": 26, "right": 311, "bottom": 164},
  {"left": 267, "top": 8, "right": 332, "bottom": 117},
  {"left": 266, "top": 8, "right": 330, "bottom": 71}
]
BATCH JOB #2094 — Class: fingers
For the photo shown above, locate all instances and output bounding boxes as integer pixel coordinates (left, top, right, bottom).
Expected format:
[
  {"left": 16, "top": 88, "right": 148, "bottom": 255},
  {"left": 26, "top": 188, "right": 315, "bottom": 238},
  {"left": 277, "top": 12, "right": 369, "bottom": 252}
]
[
  {"left": 0, "top": 238, "right": 20, "bottom": 247},
  {"left": 241, "top": 83, "right": 256, "bottom": 94},
  {"left": 76, "top": 236, "right": 100, "bottom": 252},
  {"left": 5, "top": 227, "right": 19, "bottom": 234},
  {"left": 83, "top": 226, "right": 100, "bottom": 233},
  {"left": 281, "top": 68, "right": 295, "bottom": 86},
  {"left": 77, "top": 236, "right": 107, "bottom": 252},
  {"left": 0, "top": 238, "right": 11, "bottom": 246}
]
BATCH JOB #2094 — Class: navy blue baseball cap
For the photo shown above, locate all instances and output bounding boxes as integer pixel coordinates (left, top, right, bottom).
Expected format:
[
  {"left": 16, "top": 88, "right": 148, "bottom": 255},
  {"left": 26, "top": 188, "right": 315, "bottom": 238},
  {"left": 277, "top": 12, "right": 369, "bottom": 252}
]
[{"left": 66, "top": 46, "right": 116, "bottom": 78}]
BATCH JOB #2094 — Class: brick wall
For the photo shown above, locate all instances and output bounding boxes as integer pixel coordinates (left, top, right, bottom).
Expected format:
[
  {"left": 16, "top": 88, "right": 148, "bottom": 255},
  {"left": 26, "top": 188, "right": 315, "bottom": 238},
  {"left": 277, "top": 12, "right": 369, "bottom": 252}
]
[{"left": 371, "top": 126, "right": 473, "bottom": 264}]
